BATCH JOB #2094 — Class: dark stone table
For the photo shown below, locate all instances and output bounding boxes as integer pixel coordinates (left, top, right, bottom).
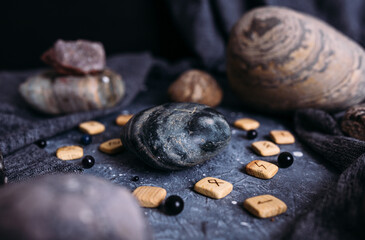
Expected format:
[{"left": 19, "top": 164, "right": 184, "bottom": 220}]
[{"left": 43, "top": 73, "right": 338, "bottom": 239}]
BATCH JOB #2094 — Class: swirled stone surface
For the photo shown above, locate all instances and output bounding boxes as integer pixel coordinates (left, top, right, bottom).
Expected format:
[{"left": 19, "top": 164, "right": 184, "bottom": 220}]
[
  {"left": 41, "top": 39, "right": 105, "bottom": 75},
  {"left": 19, "top": 69, "right": 125, "bottom": 114},
  {"left": 227, "top": 6, "right": 365, "bottom": 112},
  {"left": 121, "top": 103, "right": 231, "bottom": 170},
  {"left": 0, "top": 174, "right": 150, "bottom": 240}
]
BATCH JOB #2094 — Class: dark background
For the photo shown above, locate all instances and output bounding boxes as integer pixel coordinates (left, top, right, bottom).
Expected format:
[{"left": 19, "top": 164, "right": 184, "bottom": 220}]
[
  {"left": 1, "top": 0, "right": 365, "bottom": 71},
  {"left": 0, "top": 0, "right": 193, "bottom": 70}
]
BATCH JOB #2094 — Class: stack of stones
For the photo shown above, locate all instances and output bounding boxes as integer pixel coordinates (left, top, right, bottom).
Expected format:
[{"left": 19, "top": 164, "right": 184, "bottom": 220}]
[{"left": 19, "top": 40, "right": 125, "bottom": 115}]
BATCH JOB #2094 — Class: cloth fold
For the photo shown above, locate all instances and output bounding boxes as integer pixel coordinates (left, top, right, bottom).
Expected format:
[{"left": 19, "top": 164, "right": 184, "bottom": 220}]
[{"left": 292, "top": 109, "right": 365, "bottom": 239}]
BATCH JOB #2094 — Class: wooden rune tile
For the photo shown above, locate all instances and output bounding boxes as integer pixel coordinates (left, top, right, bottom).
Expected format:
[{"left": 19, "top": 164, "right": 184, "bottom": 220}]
[
  {"left": 270, "top": 130, "right": 295, "bottom": 144},
  {"left": 56, "top": 146, "right": 83, "bottom": 160},
  {"left": 233, "top": 118, "right": 260, "bottom": 131},
  {"left": 246, "top": 160, "right": 278, "bottom": 179},
  {"left": 116, "top": 114, "right": 133, "bottom": 126},
  {"left": 251, "top": 141, "right": 280, "bottom": 156},
  {"left": 133, "top": 186, "right": 167, "bottom": 208},
  {"left": 194, "top": 177, "right": 233, "bottom": 199},
  {"left": 244, "top": 194, "right": 287, "bottom": 218},
  {"left": 99, "top": 138, "right": 124, "bottom": 154},
  {"left": 79, "top": 121, "right": 105, "bottom": 135}
]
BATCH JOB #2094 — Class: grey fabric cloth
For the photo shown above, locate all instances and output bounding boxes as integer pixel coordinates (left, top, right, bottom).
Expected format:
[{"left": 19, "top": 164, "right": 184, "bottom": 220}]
[
  {"left": 0, "top": 53, "right": 154, "bottom": 180},
  {"left": 292, "top": 109, "right": 365, "bottom": 240}
]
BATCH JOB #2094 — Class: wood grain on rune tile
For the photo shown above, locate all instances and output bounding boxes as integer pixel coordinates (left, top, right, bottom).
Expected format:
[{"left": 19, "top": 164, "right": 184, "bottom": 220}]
[
  {"left": 99, "top": 138, "right": 124, "bottom": 154},
  {"left": 234, "top": 118, "right": 260, "bottom": 131},
  {"left": 133, "top": 186, "right": 167, "bottom": 208},
  {"left": 194, "top": 177, "right": 233, "bottom": 199},
  {"left": 56, "top": 146, "right": 83, "bottom": 160},
  {"left": 270, "top": 130, "right": 295, "bottom": 144},
  {"left": 251, "top": 141, "right": 280, "bottom": 156},
  {"left": 79, "top": 121, "right": 105, "bottom": 135},
  {"left": 116, "top": 114, "right": 133, "bottom": 126},
  {"left": 246, "top": 160, "right": 278, "bottom": 179},
  {"left": 244, "top": 194, "right": 287, "bottom": 218}
]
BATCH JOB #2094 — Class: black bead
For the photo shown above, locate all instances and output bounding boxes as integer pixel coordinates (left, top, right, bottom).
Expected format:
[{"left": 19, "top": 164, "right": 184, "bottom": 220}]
[
  {"left": 246, "top": 130, "right": 258, "bottom": 140},
  {"left": 278, "top": 152, "right": 294, "bottom": 168},
  {"left": 82, "top": 155, "right": 95, "bottom": 169},
  {"left": 164, "top": 195, "right": 184, "bottom": 215},
  {"left": 80, "top": 134, "right": 92, "bottom": 145},
  {"left": 131, "top": 176, "right": 139, "bottom": 182},
  {"left": 36, "top": 139, "right": 47, "bottom": 148}
]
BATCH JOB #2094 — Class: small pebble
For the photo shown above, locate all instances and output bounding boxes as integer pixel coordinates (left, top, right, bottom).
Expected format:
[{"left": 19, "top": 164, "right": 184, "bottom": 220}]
[
  {"left": 168, "top": 69, "right": 223, "bottom": 107},
  {"left": 293, "top": 151, "right": 303, "bottom": 157},
  {"left": 36, "top": 139, "right": 47, "bottom": 148},
  {"left": 132, "top": 176, "right": 140, "bottom": 182},
  {"left": 163, "top": 195, "right": 184, "bottom": 215},
  {"left": 82, "top": 155, "right": 95, "bottom": 169},
  {"left": 246, "top": 130, "right": 258, "bottom": 140},
  {"left": 240, "top": 222, "right": 251, "bottom": 227},
  {"left": 231, "top": 201, "right": 237, "bottom": 205},
  {"left": 80, "top": 134, "right": 92, "bottom": 145},
  {"left": 278, "top": 152, "right": 294, "bottom": 168}
]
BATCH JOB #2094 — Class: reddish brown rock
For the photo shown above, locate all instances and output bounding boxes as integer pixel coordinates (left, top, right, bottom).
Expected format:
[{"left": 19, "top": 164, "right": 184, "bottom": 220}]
[
  {"left": 42, "top": 39, "right": 106, "bottom": 75},
  {"left": 168, "top": 70, "right": 223, "bottom": 107},
  {"left": 341, "top": 104, "right": 365, "bottom": 141}
]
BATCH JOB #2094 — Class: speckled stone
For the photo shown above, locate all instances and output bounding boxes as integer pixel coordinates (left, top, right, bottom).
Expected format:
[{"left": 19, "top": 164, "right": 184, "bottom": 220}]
[
  {"left": 121, "top": 103, "right": 231, "bottom": 170},
  {"left": 0, "top": 174, "right": 150, "bottom": 240}
]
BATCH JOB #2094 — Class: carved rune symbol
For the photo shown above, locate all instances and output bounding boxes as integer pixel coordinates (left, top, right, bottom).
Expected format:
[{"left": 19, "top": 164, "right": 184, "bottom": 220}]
[
  {"left": 208, "top": 179, "right": 224, "bottom": 187},
  {"left": 263, "top": 142, "right": 272, "bottom": 148},
  {"left": 254, "top": 162, "right": 267, "bottom": 169},
  {"left": 257, "top": 199, "right": 273, "bottom": 205}
]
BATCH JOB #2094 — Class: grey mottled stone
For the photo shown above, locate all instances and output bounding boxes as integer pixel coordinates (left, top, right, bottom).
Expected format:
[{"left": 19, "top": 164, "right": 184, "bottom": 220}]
[{"left": 121, "top": 103, "right": 231, "bottom": 170}]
